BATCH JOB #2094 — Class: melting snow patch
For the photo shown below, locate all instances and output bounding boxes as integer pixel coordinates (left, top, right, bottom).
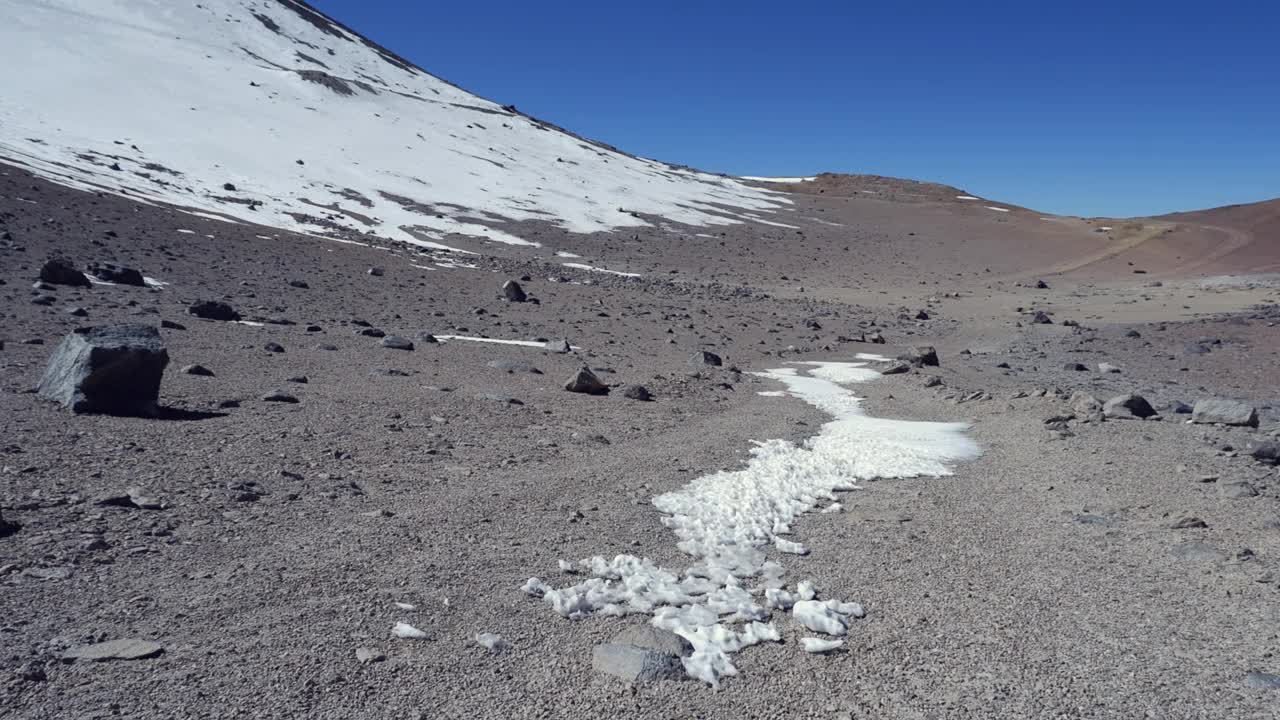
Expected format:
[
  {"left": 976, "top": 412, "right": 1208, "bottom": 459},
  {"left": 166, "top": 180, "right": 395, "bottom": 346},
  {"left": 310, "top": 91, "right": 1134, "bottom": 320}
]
[
  {"left": 475, "top": 633, "right": 506, "bottom": 653},
  {"left": 853, "top": 352, "right": 892, "bottom": 363},
  {"left": 956, "top": 195, "right": 980, "bottom": 200},
  {"left": 175, "top": 229, "right": 196, "bottom": 235},
  {"left": 986, "top": 206, "right": 1011, "bottom": 213},
  {"left": 524, "top": 360, "right": 979, "bottom": 687},
  {"left": 741, "top": 176, "right": 816, "bottom": 183},
  {"left": 393, "top": 602, "right": 416, "bottom": 611},
  {"left": 233, "top": 320, "right": 265, "bottom": 327},
  {"left": 143, "top": 276, "right": 168, "bottom": 288},
  {"left": 801, "top": 637, "right": 845, "bottom": 654},
  {"left": 436, "top": 335, "right": 572, "bottom": 349},
  {"left": 561, "top": 262, "right": 641, "bottom": 278},
  {"left": 554, "top": 251, "right": 581, "bottom": 258}
]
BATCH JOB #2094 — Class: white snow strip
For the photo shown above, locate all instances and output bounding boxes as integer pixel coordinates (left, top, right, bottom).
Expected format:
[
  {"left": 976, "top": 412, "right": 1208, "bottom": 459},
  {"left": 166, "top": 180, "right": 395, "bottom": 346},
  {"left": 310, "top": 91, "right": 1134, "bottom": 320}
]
[
  {"left": 561, "top": 262, "right": 641, "bottom": 278},
  {"left": 986, "top": 206, "right": 1011, "bottom": 213},
  {"left": 741, "top": 176, "right": 816, "bottom": 184},
  {"left": 1098, "top": 226, "right": 1113, "bottom": 231},
  {"left": 391, "top": 622, "right": 427, "bottom": 639},
  {"left": 0, "top": 0, "right": 789, "bottom": 248},
  {"left": 436, "top": 335, "right": 574, "bottom": 349},
  {"left": 393, "top": 602, "right": 416, "bottom": 611},
  {"left": 956, "top": 195, "right": 980, "bottom": 200},
  {"left": 801, "top": 637, "right": 845, "bottom": 654},
  {"left": 175, "top": 229, "right": 196, "bottom": 235},
  {"left": 233, "top": 320, "right": 265, "bottom": 327},
  {"left": 554, "top": 251, "right": 581, "bottom": 258},
  {"left": 757, "top": 390, "right": 787, "bottom": 397},
  {"left": 143, "top": 276, "right": 167, "bottom": 288},
  {"left": 525, "top": 360, "right": 979, "bottom": 687},
  {"left": 853, "top": 352, "right": 892, "bottom": 363}
]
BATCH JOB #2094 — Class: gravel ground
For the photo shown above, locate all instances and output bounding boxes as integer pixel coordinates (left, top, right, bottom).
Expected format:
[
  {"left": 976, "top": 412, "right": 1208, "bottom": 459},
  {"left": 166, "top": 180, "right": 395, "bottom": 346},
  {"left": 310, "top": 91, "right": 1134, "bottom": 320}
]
[{"left": 2, "top": 165, "right": 1279, "bottom": 719}]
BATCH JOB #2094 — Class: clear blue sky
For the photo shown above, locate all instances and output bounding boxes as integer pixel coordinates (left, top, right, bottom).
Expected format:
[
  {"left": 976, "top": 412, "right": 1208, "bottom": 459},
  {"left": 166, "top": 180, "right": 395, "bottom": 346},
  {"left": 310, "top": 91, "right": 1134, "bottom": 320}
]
[{"left": 312, "top": 0, "right": 1278, "bottom": 217}]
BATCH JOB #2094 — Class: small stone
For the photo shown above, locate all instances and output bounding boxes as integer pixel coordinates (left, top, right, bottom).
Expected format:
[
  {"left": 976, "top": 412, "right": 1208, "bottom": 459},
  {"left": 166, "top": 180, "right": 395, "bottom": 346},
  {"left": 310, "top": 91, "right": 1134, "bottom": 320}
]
[
  {"left": 66, "top": 306, "right": 88, "bottom": 317},
  {"left": 287, "top": 375, "right": 308, "bottom": 384},
  {"left": 690, "top": 350, "right": 722, "bottom": 367},
  {"left": 1170, "top": 516, "right": 1208, "bottom": 529},
  {"left": 565, "top": 367, "right": 609, "bottom": 395},
  {"left": 1064, "top": 362, "right": 1088, "bottom": 372},
  {"left": 86, "top": 262, "right": 145, "bottom": 286},
  {"left": 898, "top": 346, "right": 939, "bottom": 367},
  {"left": 289, "top": 279, "right": 309, "bottom": 289},
  {"left": 262, "top": 391, "right": 299, "bottom": 403},
  {"left": 1030, "top": 310, "right": 1052, "bottom": 324},
  {"left": 1252, "top": 443, "right": 1280, "bottom": 465},
  {"left": 381, "top": 336, "right": 414, "bottom": 351},
  {"left": 264, "top": 342, "right": 285, "bottom": 353},
  {"left": 1220, "top": 482, "right": 1258, "bottom": 499},
  {"left": 1098, "top": 362, "right": 1122, "bottom": 373},
  {"left": 181, "top": 364, "right": 213, "bottom": 376},
  {"left": 880, "top": 361, "right": 911, "bottom": 375},
  {"left": 502, "top": 280, "right": 527, "bottom": 302},
  {"left": 355, "top": 647, "right": 386, "bottom": 664},
  {"left": 367, "top": 267, "right": 384, "bottom": 277},
  {"left": 1102, "top": 394, "right": 1155, "bottom": 420},
  {"left": 160, "top": 320, "right": 186, "bottom": 330},
  {"left": 622, "top": 384, "right": 653, "bottom": 401},
  {"left": 62, "top": 639, "right": 164, "bottom": 662},
  {"left": 188, "top": 300, "right": 240, "bottom": 321}
]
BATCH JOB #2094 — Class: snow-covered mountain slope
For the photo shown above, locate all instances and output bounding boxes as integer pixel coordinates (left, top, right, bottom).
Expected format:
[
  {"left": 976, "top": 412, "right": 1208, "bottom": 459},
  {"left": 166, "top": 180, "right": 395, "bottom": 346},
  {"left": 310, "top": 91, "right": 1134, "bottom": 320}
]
[{"left": 0, "top": 0, "right": 786, "bottom": 251}]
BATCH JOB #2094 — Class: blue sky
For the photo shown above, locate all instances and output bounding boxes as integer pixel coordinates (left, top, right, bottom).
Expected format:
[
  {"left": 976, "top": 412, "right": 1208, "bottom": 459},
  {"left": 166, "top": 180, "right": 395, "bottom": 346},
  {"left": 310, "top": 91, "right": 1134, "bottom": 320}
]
[{"left": 312, "top": 0, "right": 1278, "bottom": 217}]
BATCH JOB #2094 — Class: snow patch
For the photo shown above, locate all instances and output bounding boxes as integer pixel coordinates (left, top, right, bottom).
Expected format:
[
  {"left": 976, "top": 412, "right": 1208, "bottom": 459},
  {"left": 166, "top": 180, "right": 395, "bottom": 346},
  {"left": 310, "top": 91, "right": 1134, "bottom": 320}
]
[
  {"left": 391, "top": 622, "right": 427, "bottom": 639},
  {"left": 561, "top": 262, "right": 641, "bottom": 278},
  {"left": 741, "top": 176, "right": 816, "bottom": 184},
  {"left": 436, "top": 334, "right": 571, "bottom": 349},
  {"left": 524, "top": 360, "right": 979, "bottom": 687},
  {"left": 801, "top": 637, "right": 844, "bottom": 654},
  {"left": 986, "top": 206, "right": 1011, "bottom": 213},
  {"left": 956, "top": 195, "right": 980, "bottom": 200}
]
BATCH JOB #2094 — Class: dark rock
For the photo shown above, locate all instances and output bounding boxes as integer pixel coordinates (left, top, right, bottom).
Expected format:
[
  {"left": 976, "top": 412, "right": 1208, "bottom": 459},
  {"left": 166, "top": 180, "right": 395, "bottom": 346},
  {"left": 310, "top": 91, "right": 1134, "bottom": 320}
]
[
  {"left": 263, "top": 391, "right": 299, "bottom": 403},
  {"left": 160, "top": 320, "right": 186, "bottom": 330},
  {"left": 1034, "top": 280, "right": 1049, "bottom": 289},
  {"left": 39, "top": 258, "right": 90, "bottom": 287},
  {"left": 1169, "top": 401, "right": 1193, "bottom": 414},
  {"left": 1030, "top": 311, "right": 1052, "bottom": 324},
  {"left": 881, "top": 361, "right": 912, "bottom": 375},
  {"left": 898, "top": 346, "right": 939, "bottom": 367},
  {"left": 264, "top": 342, "right": 285, "bottom": 353},
  {"left": 502, "top": 280, "right": 527, "bottom": 302},
  {"left": 1098, "top": 362, "right": 1122, "bottom": 374},
  {"left": 181, "top": 364, "right": 213, "bottom": 376},
  {"left": 1191, "top": 398, "right": 1259, "bottom": 427},
  {"left": 37, "top": 325, "right": 169, "bottom": 416},
  {"left": 188, "top": 300, "right": 240, "bottom": 321},
  {"left": 914, "top": 310, "right": 929, "bottom": 320},
  {"left": 223, "top": 182, "right": 237, "bottom": 191},
  {"left": 1064, "top": 362, "right": 1088, "bottom": 371},
  {"left": 622, "top": 384, "right": 653, "bottom": 401},
  {"left": 289, "top": 279, "right": 309, "bottom": 289},
  {"left": 416, "top": 332, "right": 438, "bottom": 343},
  {"left": 31, "top": 295, "right": 55, "bottom": 306},
  {"left": 287, "top": 375, "right": 308, "bottom": 384},
  {"left": 1102, "top": 394, "right": 1156, "bottom": 420},
  {"left": 1171, "top": 516, "right": 1208, "bottom": 529},
  {"left": 690, "top": 350, "right": 722, "bottom": 367},
  {"left": 66, "top": 306, "right": 88, "bottom": 317},
  {"left": 382, "top": 336, "right": 414, "bottom": 351},
  {"left": 565, "top": 367, "right": 609, "bottom": 395},
  {"left": 359, "top": 327, "right": 386, "bottom": 338},
  {"left": 1124, "top": 329, "right": 1142, "bottom": 338},
  {"left": 86, "top": 262, "right": 145, "bottom": 286},
  {"left": 367, "top": 267, "right": 384, "bottom": 277},
  {"left": 1251, "top": 443, "right": 1280, "bottom": 465}
]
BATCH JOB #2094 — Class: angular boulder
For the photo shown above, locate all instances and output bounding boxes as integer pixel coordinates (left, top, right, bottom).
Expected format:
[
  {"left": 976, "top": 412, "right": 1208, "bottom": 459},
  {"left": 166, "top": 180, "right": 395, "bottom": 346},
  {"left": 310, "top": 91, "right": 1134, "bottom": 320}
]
[
  {"left": 611, "top": 626, "right": 692, "bottom": 657},
  {"left": 622, "top": 384, "right": 652, "bottom": 401},
  {"left": 86, "top": 262, "right": 145, "bottom": 287},
  {"left": 39, "top": 258, "right": 90, "bottom": 287},
  {"left": 188, "top": 300, "right": 240, "bottom": 321},
  {"left": 1102, "top": 394, "right": 1156, "bottom": 420},
  {"left": 1191, "top": 399, "right": 1259, "bottom": 427},
  {"left": 502, "top": 280, "right": 527, "bottom": 302},
  {"left": 37, "top": 325, "right": 169, "bottom": 416},
  {"left": 898, "top": 346, "right": 939, "bottom": 367},
  {"left": 565, "top": 367, "right": 609, "bottom": 395},
  {"left": 689, "top": 350, "right": 722, "bottom": 367}
]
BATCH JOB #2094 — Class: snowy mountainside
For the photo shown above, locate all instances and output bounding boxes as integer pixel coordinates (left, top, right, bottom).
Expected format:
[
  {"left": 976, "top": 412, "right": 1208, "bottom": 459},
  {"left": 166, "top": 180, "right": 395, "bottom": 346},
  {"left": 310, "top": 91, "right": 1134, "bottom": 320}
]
[{"left": 0, "top": 0, "right": 787, "bottom": 251}]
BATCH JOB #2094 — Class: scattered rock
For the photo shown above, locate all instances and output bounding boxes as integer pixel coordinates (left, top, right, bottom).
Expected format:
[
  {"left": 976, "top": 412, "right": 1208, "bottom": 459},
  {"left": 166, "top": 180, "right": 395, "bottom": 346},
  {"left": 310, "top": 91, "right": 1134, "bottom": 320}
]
[
  {"left": 1064, "top": 362, "right": 1088, "bottom": 372},
  {"left": 367, "top": 267, "right": 384, "bottom": 277},
  {"left": 1034, "top": 280, "right": 1049, "bottom": 289},
  {"left": 37, "top": 325, "right": 169, "bottom": 416},
  {"left": 416, "top": 332, "right": 439, "bottom": 344},
  {"left": 545, "top": 338, "right": 571, "bottom": 353},
  {"left": 475, "top": 633, "right": 507, "bottom": 653},
  {"left": 690, "top": 350, "right": 722, "bottom": 367},
  {"left": 289, "top": 279, "right": 309, "bottom": 289},
  {"left": 1030, "top": 311, "right": 1052, "bottom": 324},
  {"left": 181, "top": 364, "right": 213, "bottom": 376},
  {"left": 1191, "top": 399, "right": 1259, "bottom": 427},
  {"left": 39, "top": 258, "right": 90, "bottom": 287},
  {"left": 1245, "top": 672, "right": 1280, "bottom": 690},
  {"left": 355, "top": 647, "right": 386, "bottom": 664},
  {"left": 880, "top": 361, "right": 911, "bottom": 375},
  {"left": 1171, "top": 516, "right": 1208, "bottom": 529},
  {"left": 502, "top": 280, "right": 527, "bottom": 302},
  {"left": 86, "top": 262, "right": 145, "bottom": 286},
  {"left": 1220, "top": 482, "right": 1258, "bottom": 499},
  {"left": 591, "top": 643, "right": 684, "bottom": 684},
  {"left": 264, "top": 342, "right": 285, "bottom": 353},
  {"left": 381, "top": 336, "right": 414, "bottom": 351},
  {"left": 262, "top": 391, "right": 299, "bottom": 403},
  {"left": 1098, "top": 362, "right": 1122, "bottom": 373},
  {"left": 622, "top": 384, "right": 653, "bottom": 401},
  {"left": 565, "top": 367, "right": 609, "bottom": 395},
  {"left": 160, "top": 320, "right": 186, "bottom": 330},
  {"left": 1252, "top": 443, "right": 1280, "bottom": 465},
  {"left": 1102, "top": 394, "right": 1155, "bottom": 420},
  {"left": 66, "top": 306, "right": 88, "bottom": 317},
  {"left": 188, "top": 300, "right": 240, "bottom": 321},
  {"left": 61, "top": 639, "right": 164, "bottom": 662},
  {"left": 898, "top": 346, "right": 939, "bottom": 367}
]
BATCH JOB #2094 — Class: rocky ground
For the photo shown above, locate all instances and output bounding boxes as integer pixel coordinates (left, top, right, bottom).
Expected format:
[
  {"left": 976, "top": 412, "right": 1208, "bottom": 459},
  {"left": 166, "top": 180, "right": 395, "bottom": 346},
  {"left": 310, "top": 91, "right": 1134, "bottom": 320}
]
[{"left": 2, "top": 164, "right": 1279, "bottom": 719}]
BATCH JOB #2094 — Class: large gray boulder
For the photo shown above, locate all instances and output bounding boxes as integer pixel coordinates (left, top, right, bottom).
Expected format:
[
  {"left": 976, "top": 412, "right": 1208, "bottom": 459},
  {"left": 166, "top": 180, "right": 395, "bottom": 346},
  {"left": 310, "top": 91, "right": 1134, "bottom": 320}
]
[
  {"left": 1191, "top": 399, "right": 1259, "bottom": 427},
  {"left": 37, "top": 325, "right": 169, "bottom": 416},
  {"left": 502, "top": 280, "right": 527, "bottom": 302},
  {"left": 898, "top": 346, "right": 939, "bottom": 367},
  {"left": 591, "top": 643, "right": 684, "bottom": 684},
  {"left": 564, "top": 367, "right": 609, "bottom": 395},
  {"left": 611, "top": 626, "right": 692, "bottom": 657},
  {"left": 39, "top": 258, "right": 90, "bottom": 287},
  {"left": 86, "top": 262, "right": 145, "bottom": 287}
]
